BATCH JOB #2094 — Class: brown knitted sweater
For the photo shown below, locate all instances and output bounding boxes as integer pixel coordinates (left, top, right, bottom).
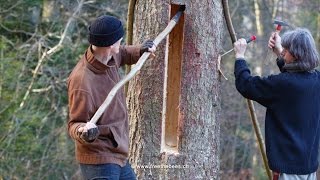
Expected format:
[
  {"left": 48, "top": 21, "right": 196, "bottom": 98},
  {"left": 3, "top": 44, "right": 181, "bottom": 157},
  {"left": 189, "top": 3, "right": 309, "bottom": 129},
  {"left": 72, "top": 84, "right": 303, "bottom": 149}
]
[{"left": 67, "top": 45, "right": 140, "bottom": 167}]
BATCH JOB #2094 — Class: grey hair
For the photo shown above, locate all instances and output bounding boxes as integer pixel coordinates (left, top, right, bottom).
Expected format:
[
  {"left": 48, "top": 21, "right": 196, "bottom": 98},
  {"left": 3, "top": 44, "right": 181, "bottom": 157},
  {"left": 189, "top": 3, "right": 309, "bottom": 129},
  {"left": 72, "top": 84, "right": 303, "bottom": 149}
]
[{"left": 281, "top": 28, "right": 319, "bottom": 71}]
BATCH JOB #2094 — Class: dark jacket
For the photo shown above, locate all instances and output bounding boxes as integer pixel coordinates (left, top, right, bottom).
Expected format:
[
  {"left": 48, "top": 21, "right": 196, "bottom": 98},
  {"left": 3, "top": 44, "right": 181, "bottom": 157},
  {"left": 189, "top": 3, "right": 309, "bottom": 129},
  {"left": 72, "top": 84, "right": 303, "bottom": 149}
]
[
  {"left": 68, "top": 45, "right": 140, "bottom": 167},
  {"left": 234, "top": 58, "right": 320, "bottom": 174}
]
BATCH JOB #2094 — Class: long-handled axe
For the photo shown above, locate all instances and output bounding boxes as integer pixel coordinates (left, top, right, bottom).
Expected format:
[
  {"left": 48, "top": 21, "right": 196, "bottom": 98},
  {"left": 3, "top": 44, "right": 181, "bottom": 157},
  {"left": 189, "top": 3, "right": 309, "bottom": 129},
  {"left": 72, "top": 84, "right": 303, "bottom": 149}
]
[{"left": 89, "top": 5, "right": 186, "bottom": 125}]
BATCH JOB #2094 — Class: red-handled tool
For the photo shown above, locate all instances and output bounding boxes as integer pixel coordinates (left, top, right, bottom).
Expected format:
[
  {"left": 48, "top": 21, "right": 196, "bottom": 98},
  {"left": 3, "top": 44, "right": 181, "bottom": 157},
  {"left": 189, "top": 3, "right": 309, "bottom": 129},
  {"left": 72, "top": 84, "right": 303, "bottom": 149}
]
[
  {"left": 273, "top": 19, "right": 289, "bottom": 33},
  {"left": 245, "top": 35, "right": 257, "bottom": 43},
  {"left": 264, "top": 19, "right": 290, "bottom": 65},
  {"left": 221, "top": 35, "right": 256, "bottom": 57}
]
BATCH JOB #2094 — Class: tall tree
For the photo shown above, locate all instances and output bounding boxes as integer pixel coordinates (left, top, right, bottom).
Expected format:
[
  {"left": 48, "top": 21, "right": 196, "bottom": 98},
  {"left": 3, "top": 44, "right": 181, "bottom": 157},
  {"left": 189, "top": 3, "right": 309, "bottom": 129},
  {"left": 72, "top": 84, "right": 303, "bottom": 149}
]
[{"left": 127, "top": 0, "right": 223, "bottom": 179}]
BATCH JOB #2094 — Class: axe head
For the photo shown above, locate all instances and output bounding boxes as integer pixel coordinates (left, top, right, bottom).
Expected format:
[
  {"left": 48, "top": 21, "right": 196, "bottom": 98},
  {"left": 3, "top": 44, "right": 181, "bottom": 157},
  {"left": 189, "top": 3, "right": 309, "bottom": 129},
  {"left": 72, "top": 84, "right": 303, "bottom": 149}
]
[{"left": 273, "top": 19, "right": 289, "bottom": 31}]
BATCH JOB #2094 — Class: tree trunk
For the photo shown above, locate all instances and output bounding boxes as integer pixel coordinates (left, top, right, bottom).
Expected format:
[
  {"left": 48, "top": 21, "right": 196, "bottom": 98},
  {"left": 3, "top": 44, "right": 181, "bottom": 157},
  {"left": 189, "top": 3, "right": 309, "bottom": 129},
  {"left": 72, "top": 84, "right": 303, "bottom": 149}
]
[
  {"left": 253, "top": 0, "right": 263, "bottom": 36},
  {"left": 317, "top": 13, "right": 320, "bottom": 49},
  {"left": 128, "top": 0, "right": 223, "bottom": 179}
]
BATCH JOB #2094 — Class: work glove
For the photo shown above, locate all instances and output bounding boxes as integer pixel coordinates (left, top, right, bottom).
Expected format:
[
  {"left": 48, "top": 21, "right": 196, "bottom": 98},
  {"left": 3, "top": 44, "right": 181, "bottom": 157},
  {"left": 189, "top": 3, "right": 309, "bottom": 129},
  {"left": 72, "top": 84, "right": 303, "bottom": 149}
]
[
  {"left": 140, "top": 39, "right": 155, "bottom": 55},
  {"left": 78, "top": 122, "right": 99, "bottom": 143}
]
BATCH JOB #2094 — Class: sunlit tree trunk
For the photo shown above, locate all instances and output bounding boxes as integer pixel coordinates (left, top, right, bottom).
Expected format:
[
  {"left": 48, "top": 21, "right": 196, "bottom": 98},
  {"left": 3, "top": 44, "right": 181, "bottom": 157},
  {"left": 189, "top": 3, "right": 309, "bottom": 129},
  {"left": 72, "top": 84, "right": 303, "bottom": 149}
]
[
  {"left": 42, "top": 0, "right": 60, "bottom": 22},
  {"left": 128, "top": 0, "right": 223, "bottom": 179},
  {"left": 254, "top": 0, "right": 263, "bottom": 36},
  {"left": 317, "top": 13, "right": 320, "bottom": 49}
]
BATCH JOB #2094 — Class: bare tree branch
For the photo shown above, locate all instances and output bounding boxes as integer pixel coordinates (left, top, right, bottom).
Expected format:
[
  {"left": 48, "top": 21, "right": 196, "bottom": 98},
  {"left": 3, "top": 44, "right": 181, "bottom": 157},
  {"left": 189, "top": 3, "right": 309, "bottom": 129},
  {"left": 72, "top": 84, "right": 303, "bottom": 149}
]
[
  {"left": 0, "top": 0, "right": 23, "bottom": 14},
  {"left": 19, "top": 0, "right": 85, "bottom": 109},
  {"left": 0, "top": 21, "right": 39, "bottom": 37}
]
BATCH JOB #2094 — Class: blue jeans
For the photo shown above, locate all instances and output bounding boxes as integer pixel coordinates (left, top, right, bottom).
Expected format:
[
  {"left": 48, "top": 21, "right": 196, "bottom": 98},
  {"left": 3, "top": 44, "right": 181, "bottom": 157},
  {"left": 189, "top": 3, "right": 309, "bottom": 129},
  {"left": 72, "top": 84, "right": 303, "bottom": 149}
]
[{"left": 80, "top": 161, "right": 136, "bottom": 180}]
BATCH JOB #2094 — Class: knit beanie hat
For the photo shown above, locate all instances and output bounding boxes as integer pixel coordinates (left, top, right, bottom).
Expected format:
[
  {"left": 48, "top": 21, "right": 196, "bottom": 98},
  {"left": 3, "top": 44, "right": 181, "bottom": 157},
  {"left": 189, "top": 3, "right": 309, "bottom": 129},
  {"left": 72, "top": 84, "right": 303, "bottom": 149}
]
[{"left": 88, "top": 15, "right": 124, "bottom": 47}]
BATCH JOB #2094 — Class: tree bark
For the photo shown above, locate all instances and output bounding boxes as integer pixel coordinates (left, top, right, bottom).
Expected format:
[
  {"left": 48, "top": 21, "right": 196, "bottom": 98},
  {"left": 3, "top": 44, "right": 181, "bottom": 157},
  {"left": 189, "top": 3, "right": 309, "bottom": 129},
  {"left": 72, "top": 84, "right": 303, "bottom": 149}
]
[{"left": 128, "top": 0, "right": 223, "bottom": 179}]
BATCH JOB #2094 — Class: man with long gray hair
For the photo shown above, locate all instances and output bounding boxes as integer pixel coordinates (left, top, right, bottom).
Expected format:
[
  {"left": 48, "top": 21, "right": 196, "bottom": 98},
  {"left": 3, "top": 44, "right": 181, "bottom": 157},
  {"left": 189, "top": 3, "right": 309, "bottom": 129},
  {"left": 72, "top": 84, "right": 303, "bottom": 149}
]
[{"left": 233, "top": 28, "right": 320, "bottom": 180}]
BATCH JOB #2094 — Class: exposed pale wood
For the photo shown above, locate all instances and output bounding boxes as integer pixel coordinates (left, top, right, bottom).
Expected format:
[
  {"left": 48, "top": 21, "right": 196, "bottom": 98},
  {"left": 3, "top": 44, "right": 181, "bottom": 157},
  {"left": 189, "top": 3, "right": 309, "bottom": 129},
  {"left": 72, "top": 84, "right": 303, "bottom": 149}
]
[{"left": 162, "top": 4, "right": 184, "bottom": 150}]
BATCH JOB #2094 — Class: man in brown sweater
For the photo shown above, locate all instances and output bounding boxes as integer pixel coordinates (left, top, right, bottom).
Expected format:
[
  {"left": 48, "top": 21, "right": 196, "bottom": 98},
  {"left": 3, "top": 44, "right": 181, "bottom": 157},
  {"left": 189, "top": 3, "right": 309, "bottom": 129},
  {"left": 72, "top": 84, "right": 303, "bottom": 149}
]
[{"left": 67, "top": 15, "right": 155, "bottom": 180}]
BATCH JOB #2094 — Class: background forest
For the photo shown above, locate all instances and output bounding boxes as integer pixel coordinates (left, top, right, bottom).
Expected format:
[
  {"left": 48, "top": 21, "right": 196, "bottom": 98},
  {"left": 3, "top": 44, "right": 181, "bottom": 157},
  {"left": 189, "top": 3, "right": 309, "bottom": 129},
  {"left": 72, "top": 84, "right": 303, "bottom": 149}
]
[{"left": 0, "top": 0, "right": 319, "bottom": 179}]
